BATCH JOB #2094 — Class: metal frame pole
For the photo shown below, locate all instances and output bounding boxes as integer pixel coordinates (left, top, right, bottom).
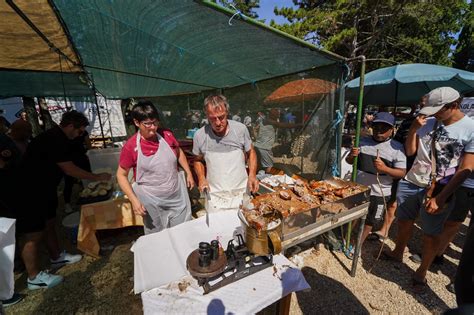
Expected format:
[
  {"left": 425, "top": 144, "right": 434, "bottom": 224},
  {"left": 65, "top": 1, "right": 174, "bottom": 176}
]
[
  {"left": 89, "top": 73, "right": 107, "bottom": 148},
  {"left": 346, "top": 56, "right": 366, "bottom": 249}
]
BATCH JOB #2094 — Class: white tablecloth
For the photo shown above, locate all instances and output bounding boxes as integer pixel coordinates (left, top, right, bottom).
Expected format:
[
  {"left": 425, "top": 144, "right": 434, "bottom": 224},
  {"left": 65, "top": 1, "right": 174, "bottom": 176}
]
[
  {"left": 132, "top": 211, "right": 310, "bottom": 314},
  {"left": 0, "top": 218, "right": 16, "bottom": 300}
]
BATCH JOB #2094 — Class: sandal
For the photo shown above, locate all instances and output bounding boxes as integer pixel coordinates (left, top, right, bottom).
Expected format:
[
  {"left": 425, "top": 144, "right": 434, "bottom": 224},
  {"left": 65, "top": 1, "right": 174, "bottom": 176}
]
[
  {"left": 379, "top": 251, "right": 402, "bottom": 263},
  {"left": 412, "top": 276, "right": 428, "bottom": 294},
  {"left": 344, "top": 245, "right": 362, "bottom": 260}
]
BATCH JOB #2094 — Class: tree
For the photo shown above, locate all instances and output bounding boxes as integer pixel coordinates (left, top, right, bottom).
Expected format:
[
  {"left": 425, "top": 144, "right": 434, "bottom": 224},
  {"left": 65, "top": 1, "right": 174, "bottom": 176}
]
[
  {"left": 211, "top": 0, "right": 260, "bottom": 18},
  {"left": 453, "top": 2, "right": 473, "bottom": 71},
  {"left": 271, "top": 0, "right": 467, "bottom": 77}
]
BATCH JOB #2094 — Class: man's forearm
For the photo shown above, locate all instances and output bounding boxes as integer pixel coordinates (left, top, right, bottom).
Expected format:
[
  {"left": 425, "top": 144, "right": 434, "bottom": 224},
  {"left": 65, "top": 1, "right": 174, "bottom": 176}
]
[
  {"left": 247, "top": 147, "right": 257, "bottom": 177},
  {"left": 405, "top": 128, "right": 418, "bottom": 156},
  {"left": 194, "top": 160, "right": 206, "bottom": 182},
  {"left": 58, "top": 161, "right": 98, "bottom": 180}
]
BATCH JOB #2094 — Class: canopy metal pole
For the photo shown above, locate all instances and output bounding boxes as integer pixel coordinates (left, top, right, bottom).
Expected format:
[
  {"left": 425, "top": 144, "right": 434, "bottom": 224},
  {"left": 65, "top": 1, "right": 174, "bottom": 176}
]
[
  {"left": 93, "top": 93, "right": 107, "bottom": 148},
  {"left": 89, "top": 73, "right": 107, "bottom": 148},
  {"left": 346, "top": 56, "right": 366, "bottom": 249},
  {"left": 104, "top": 96, "right": 114, "bottom": 141}
]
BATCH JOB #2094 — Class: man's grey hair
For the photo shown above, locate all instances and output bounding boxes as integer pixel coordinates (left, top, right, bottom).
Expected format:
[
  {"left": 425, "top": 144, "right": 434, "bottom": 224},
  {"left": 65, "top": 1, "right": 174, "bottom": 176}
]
[{"left": 203, "top": 94, "right": 230, "bottom": 112}]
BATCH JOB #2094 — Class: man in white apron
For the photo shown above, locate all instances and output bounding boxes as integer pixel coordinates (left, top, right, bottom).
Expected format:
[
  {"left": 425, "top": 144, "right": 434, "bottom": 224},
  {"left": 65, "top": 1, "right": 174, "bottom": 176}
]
[
  {"left": 117, "top": 101, "right": 194, "bottom": 234},
  {"left": 193, "top": 95, "right": 259, "bottom": 213}
]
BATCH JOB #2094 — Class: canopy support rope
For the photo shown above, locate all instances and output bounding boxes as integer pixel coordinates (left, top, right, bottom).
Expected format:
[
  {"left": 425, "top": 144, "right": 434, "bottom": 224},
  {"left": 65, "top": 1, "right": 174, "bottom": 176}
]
[{"left": 83, "top": 65, "right": 220, "bottom": 90}]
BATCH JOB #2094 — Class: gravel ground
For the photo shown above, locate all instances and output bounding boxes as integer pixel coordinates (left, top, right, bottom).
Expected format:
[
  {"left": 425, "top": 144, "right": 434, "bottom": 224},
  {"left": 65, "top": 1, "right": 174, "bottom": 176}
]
[
  {"left": 288, "top": 217, "right": 469, "bottom": 314},
  {"left": 5, "top": 214, "right": 469, "bottom": 314}
]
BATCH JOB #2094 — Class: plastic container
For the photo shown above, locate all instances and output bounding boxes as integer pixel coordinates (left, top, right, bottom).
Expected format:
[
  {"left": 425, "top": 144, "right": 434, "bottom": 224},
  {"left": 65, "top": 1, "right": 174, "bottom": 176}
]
[
  {"left": 87, "top": 147, "right": 122, "bottom": 172},
  {"left": 186, "top": 128, "right": 199, "bottom": 139}
]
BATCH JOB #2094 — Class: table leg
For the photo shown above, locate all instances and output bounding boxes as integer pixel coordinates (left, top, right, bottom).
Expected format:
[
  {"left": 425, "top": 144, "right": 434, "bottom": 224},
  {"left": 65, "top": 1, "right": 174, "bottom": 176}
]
[
  {"left": 350, "top": 214, "right": 366, "bottom": 277},
  {"left": 278, "top": 293, "right": 292, "bottom": 315}
]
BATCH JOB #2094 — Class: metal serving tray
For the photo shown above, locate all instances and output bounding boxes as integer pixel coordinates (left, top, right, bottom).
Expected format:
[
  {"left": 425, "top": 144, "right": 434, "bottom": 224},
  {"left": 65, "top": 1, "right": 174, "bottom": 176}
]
[{"left": 257, "top": 177, "right": 370, "bottom": 241}]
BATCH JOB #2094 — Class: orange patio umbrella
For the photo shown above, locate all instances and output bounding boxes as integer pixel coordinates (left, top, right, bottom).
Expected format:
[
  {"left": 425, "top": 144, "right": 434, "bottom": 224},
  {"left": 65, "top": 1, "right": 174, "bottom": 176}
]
[{"left": 264, "top": 78, "right": 338, "bottom": 105}]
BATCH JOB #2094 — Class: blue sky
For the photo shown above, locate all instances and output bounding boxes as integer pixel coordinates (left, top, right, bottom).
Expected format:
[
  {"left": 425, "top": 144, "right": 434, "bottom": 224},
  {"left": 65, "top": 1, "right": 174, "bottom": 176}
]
[{"left": 255, "top": 0, "right": 294, "bottom": 25}]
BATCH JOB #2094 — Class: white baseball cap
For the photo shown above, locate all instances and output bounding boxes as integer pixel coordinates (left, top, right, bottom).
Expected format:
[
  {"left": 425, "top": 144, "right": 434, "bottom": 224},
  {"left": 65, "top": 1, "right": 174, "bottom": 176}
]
[{"left": 419, "top": 87, "right": 460, "bottom": 116}]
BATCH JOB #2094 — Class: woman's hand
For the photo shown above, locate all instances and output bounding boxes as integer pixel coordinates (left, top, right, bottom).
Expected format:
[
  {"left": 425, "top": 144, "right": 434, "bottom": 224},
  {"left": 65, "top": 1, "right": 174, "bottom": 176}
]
[
  {"left": 186, "top": 172, "right": 195, "bottom": 189},
  {"left": 131, "top": 199, "right": 147, "bottom": 216}
]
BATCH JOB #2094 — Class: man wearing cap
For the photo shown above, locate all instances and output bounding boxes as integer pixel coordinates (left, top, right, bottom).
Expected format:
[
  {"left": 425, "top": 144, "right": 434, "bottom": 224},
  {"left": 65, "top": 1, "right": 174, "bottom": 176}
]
[
  {"left": 384, "top": 87, "right": 474, "bottom": 291},
  {"left": 346, "top": 112, "right": 406, "bottom": 252}
]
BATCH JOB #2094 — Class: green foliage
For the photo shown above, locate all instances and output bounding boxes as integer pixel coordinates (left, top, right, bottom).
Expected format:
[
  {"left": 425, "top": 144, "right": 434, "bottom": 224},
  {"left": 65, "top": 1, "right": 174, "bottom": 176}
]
[
  {"left": 453, "top": 2, "right": 473, "bottom": 71},
  {"left": 211, "top": 0, "right": 260, "bottom": 18},
  {"left": 271, "top": 0, "right": 468, "bottom": 76}
]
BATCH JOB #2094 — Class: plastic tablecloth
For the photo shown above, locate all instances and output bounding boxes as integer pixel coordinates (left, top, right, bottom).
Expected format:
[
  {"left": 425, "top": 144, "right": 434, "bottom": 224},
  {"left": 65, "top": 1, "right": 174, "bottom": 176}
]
[{"left": 0, "top": 218, "right": 16, "bottom": 300}]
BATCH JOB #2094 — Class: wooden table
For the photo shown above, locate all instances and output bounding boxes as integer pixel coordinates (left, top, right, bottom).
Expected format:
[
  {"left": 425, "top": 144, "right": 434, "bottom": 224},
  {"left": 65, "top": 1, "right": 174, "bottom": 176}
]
[{"left": 77, "top": 197, "right": 143, "bottom": 258}]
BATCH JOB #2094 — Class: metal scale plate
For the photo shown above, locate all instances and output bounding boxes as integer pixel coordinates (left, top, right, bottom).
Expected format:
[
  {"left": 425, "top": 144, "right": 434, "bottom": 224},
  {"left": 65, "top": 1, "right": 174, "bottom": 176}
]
[{"left": 186, "top": 236, "right": 273, "bottom": 294}]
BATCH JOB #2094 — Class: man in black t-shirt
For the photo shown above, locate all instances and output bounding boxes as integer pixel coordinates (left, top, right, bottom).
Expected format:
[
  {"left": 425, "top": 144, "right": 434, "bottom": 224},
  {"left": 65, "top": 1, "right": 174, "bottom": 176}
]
[
  {"left": 20, "top": 111, "right": 110, "bottom": 290},
  {"left": 63, "top": 130, "right": 92, "bottom": 213}
]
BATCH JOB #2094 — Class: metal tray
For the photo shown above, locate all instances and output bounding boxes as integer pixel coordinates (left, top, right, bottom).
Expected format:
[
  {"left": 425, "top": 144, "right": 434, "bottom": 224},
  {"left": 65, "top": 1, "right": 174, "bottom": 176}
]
[{"left": 257, "top": 177, "right": 370, "bottom": 240}]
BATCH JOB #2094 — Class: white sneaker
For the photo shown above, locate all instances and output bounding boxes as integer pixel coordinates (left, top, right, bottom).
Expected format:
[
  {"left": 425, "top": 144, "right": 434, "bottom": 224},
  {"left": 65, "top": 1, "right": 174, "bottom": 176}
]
[
  {"left": 51, "top": 251, "right": 82, "bottom": 267},
  {"left": 27, "top": 271, "right": 63, "bottom": 290},
  {"left": 64, "top": 204, "right": 74, "bottom": 214}
]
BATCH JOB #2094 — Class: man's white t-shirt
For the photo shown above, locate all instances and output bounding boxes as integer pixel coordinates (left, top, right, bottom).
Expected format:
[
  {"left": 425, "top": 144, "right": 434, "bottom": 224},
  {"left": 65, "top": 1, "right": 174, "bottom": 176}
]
[{"left": 405, "top": 116, "right": 474, "bottom": 188}]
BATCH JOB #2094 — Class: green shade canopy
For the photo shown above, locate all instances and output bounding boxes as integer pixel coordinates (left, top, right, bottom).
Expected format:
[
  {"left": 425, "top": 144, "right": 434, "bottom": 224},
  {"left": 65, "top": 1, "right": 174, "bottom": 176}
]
[
  {"left": 52, "top": 0, "right": 343, "bottom": 98},
  {"left": 0, "top": 0, "right": 345, "bottom": 99},
  {"left": 0, "top": 70, "right": 91, "bottom": 98}
]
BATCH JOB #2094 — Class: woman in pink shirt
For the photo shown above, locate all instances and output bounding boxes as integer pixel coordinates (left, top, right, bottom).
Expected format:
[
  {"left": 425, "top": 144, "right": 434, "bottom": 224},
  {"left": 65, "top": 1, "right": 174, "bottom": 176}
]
[{"left": 117, "top": 101, "right": 194, "bottom": 234}]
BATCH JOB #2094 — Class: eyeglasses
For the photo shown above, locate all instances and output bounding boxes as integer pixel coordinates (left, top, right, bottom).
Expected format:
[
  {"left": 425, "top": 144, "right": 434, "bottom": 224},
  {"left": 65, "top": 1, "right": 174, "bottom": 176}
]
[{"left": 141, "top": 120, "right": 159, "bottom": 128}]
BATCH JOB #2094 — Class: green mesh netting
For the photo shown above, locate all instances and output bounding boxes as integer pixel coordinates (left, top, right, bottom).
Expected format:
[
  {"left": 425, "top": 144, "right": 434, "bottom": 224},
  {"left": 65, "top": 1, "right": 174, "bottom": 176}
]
[
  {"left": 0, "top": 70, "right": 92, "bottom": 98},
  {"left": 52, "top": 0, "right": 342, "bottom": 99},
  {"left": 148, "top": 64, "right": 346, "bottom": 180}
]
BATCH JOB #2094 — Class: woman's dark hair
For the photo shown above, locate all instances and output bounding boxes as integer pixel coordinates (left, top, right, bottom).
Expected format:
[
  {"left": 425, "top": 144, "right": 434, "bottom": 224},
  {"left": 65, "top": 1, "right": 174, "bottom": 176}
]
[
  {"left": 60, "top": 110, "right": 89, "bottom": 128},
  {"left": 131, "top": 100, "right": 160, "bottom": 122}
]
